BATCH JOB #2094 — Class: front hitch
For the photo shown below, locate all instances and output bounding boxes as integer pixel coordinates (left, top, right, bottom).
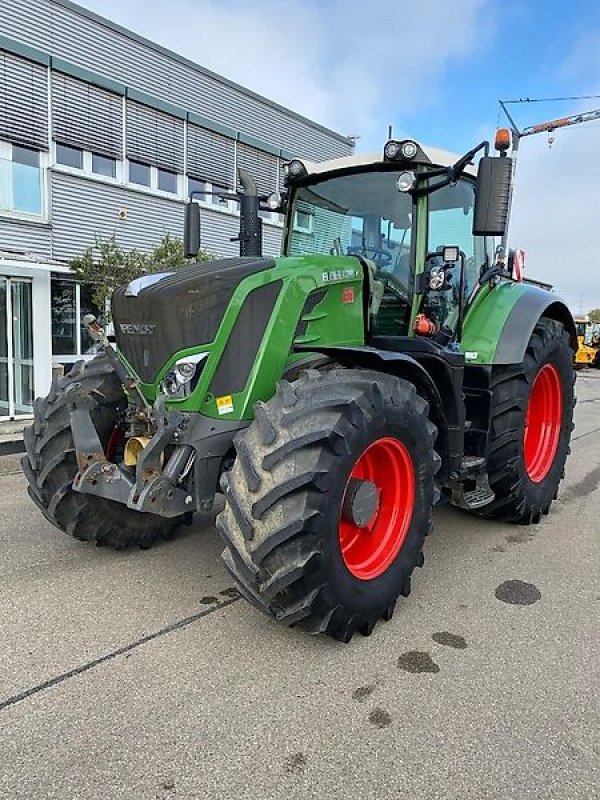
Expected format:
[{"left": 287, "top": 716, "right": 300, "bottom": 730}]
[
  {"left": 71, "top": 405, "right": 194, "bottom": 517},
  {"left": 71, "top": 394, "right": 249, "bottom": 518}
]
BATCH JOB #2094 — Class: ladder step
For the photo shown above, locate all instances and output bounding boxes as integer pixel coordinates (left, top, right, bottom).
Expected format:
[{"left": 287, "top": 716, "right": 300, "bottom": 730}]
[
  {"left": 461, "top": 456, "right": 485, "bottom": 472},
  {"left": 462, "top": 486, "right": 495, "bottom": 510}
]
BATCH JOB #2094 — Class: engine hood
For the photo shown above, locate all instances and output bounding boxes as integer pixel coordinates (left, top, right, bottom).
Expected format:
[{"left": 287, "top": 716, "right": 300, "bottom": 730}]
[{"left": 112, "top": 256, "right": 275, "bottom": 383}]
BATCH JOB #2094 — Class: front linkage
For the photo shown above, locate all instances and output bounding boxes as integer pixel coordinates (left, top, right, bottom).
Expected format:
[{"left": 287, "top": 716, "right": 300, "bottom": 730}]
[{"left": 71, "top": 347, "right": 245, "bottom": 518}]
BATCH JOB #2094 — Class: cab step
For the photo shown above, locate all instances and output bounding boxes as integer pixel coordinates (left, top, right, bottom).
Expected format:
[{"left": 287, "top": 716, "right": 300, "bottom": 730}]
[
  {"left": 451, "top": 473, "right": 495, "bottom": 510},
  {"left": 460, "top": 455, "right": 485, "bottom": 475}
]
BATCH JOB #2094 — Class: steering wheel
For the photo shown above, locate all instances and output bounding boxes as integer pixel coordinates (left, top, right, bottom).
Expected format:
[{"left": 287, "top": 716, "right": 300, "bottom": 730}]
[
  {"left": 375, "top": 269, "right": 410, "bottom": 303},
  {"left": 347, "top": 246, "right": 393, "bottom": 269},
  {"left": 366, "top": 248, "right": 393, "bottom": 269}
]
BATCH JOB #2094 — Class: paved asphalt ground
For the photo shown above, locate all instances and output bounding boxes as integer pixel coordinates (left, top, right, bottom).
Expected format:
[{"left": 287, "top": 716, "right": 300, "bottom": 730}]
[{"left": 0, "top": 373, "right": 598, "bottom": 800}]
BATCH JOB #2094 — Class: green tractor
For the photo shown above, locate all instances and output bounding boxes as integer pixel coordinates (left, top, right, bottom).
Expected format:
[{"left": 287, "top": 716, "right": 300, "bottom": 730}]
[{"left": 22, "top": 132, "right": 576, "bottom": 642}]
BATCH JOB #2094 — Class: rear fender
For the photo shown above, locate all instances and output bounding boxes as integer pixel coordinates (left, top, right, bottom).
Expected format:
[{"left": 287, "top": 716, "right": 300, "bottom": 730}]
[{"left": 462, "top": 282, "right": 577, "bottom": 366}]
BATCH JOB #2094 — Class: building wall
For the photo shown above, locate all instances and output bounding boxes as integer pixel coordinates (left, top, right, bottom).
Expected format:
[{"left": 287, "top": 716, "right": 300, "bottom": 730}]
[
  {"left": 50, "top": 171, "right": 283, "bottom": 260},
  {"left": 0, "top": 0, "right": 352, "bottom": 161},
  {"left": 50, "top": 172, "right": 184, "bottom": 260},
  {"left": 0, "top": 217, "right": 52, "bottom": 259}
]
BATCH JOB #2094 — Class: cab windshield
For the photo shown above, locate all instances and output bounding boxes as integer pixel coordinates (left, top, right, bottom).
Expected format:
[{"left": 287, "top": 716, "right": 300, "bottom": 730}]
[
  {"left": 286, "top": 170, "right": 414, "bottom": 297},
  {"left": 286, "top": 169, "right": 488, "bottom": 312}
]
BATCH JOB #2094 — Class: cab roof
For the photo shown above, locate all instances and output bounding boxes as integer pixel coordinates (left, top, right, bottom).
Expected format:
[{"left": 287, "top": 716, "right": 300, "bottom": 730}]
[{"left": 296, "top": 141, "right": 478, "bottom": 179}]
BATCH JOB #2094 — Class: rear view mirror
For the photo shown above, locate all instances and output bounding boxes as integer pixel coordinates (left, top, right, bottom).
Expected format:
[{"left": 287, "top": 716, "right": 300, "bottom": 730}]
[
  {"left": 184, "top": 201, "right": 201, "bottom": 258},
  {"left": 473, "top": 156, "right": 512, "bottom": 237}
]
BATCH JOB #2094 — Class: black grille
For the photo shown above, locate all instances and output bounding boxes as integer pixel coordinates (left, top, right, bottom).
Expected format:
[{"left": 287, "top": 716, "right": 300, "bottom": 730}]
[{"left": 210, "top": 281, "right": 282, "bottom": 397}]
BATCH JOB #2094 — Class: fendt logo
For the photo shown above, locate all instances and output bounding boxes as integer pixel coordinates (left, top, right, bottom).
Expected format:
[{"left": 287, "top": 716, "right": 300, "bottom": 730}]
[{"left": 119, "top": 323, "right": 156, "bottom": 335}]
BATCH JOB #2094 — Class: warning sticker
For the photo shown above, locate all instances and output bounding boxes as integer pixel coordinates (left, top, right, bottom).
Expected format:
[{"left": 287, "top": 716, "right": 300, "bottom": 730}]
[{"left": 216, "top": 395, "right": 234, "bottom": 415}]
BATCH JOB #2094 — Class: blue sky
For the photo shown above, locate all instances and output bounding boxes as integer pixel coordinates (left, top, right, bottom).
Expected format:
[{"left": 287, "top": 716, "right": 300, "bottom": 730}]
[{"left": 79, "top": 0, "right": 600, "bottom": 310}]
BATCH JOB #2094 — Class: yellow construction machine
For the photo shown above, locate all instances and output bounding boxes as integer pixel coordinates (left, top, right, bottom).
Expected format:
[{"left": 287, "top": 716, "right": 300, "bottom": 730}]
[{"left": 574, "top": 317, "right": 599, "bottom": 368}]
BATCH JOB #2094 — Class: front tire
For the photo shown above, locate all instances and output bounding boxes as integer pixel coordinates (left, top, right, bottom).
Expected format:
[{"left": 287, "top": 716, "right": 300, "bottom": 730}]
[
  {"left": 217, "top": 368, "right": 438, "bottom": 642},
  {"left": 22, "top": 355, "right": 180, "bottom": 548},
  {"left": 479, "top": 318, "right": 575, "bottom": 523}
]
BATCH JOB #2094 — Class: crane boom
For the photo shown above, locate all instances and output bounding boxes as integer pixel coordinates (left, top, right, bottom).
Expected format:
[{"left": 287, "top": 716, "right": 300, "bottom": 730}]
[{"left": 520, "top": 108, "right": 600, "bottom": 136}]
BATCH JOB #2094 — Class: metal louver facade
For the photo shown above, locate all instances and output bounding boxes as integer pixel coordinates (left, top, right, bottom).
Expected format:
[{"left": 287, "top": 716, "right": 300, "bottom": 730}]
[
  {"left": 126, "top": 100, "right": 184, "bottom": 173},
  {"left": 237, "top": 141, "right": 278, "bottom": 196},
  {"left": 0, "top": 49, "right": 48, "bottom": 149},
  {"left": 187, "top": 123, "right": 235, "bottom": 187},
  {"left": 51, "top": 71, "right": 123, "bottom": 157}
]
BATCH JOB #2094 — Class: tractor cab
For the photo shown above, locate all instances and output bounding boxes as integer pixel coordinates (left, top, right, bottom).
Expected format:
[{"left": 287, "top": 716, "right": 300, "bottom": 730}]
[{"left": 281, "top": 139, "right": 510, "bottom": 346}]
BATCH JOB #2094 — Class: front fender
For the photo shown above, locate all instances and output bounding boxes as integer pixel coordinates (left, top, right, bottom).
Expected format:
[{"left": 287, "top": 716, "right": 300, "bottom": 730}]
[{"left": 462, "top": 281, "right": 576, "bottom": 366}]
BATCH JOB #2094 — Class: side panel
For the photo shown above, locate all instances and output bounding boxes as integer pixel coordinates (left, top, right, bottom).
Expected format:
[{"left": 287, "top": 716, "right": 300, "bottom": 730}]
[{"left": 461, "top": 280, "right": 576, "bottom": 365}]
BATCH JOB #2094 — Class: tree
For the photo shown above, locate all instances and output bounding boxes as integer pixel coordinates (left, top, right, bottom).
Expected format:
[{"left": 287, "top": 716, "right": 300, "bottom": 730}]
[
  {"left": 69, "top": 234, "right": 214, "bottom": 312},
  {"left": 589, "top": 309, "right": 600, "bottom": 323}
]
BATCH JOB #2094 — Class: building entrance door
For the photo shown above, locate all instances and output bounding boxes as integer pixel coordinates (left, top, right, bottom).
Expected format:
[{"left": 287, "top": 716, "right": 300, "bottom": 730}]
[{"left": 0, "top": 277, "right": 34, "bottom": 420}]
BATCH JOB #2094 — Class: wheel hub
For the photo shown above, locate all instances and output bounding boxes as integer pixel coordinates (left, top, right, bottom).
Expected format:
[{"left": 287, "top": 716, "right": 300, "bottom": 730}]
[{"left": 341, "top": 478, "right": 379, "bottom": 528}]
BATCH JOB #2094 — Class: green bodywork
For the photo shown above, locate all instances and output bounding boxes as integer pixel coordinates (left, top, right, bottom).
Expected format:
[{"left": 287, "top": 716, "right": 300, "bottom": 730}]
[
  {"left": 118, "top": 249, "right": 556, "bottom": 425},
  {"left": 116, "top": 154, "right": 569, "bottom": 426},
  {"left": 118, "top": 255, "right": 365, "bottom": 421}
]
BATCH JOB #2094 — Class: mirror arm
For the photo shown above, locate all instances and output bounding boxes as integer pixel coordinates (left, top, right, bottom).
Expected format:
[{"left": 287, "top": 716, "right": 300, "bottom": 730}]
[{"left": 449, "top": 140, "right": 488, "bottom": 182}]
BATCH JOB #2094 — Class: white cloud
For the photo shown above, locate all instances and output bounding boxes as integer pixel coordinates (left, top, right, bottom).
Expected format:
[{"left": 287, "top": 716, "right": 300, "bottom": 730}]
[
  {"left": 79, "top": 0, "right": 491, "bottom": 147},
  {"left": 510, "top": 109, "right": 600, "bottom": 313}
]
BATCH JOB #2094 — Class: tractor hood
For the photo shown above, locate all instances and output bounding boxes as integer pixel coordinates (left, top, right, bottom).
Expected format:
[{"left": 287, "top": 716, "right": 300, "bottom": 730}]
[{"left": 112, "top": 257, "right": 275, "bottom": 382}]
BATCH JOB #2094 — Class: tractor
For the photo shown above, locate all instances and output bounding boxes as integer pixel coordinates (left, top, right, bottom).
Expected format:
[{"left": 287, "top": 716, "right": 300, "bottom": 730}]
[{"left": 22, "top": 131, "right": 576, "bottom": 642}]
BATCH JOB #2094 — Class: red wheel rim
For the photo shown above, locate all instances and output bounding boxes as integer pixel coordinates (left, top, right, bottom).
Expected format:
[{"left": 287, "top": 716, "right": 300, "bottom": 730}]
[
  {"left": 523, "top": 363, "right": 563, "bottom": 483},
  {"left": 338, "top": 437, "right": 415, "bottom": 580}
]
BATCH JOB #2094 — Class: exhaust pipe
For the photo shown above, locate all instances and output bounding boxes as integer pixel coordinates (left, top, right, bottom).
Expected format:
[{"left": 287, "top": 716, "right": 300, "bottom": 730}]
[{"left": 237, "top": 167, "right": 262, "bottom": 258}]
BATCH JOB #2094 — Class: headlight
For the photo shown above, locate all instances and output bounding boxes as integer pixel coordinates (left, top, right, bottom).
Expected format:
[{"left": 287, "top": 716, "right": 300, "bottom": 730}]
[
  {"left": 161, "top": 352, "right": 209, "bottom": 397},
  {"left": 176, "top": 361, "right": 196, "bottom": 380},
  {"left": 400, "top": 140, "right": 418, "bottom": 159},
  {"left": 265, "top": 191, "right": 282, "bottom": 211},
  {"left": 384, "top": 140, "right": 401, "bottom": 160},
  {"left": 384, "top": 139, "right": 419, "bottom": 161},
  {"left": 396, "top": 171, "right": 416, "bottom": 192},
  {"left": 284, "top": 160, "right": 307, "bottom": 184},
  {"left": 429, "top": 265, "right": 446, "bottom": 291}
]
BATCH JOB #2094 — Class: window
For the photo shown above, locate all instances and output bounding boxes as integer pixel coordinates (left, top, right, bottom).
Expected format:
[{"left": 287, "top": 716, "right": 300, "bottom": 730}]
[
  {"left": 51, "top": 278, "right": 77, "bottom": 355},
  {"left": 158, "top": 168, "right": 177, "bottom": 194},
  {"left": 188, "top": 177, "right": 207, "bottom": 202},
  {"left": 211, "top": 184, "right": 229, "bottom": 207},
  {"left": 293, "top": 209, "right": 314, "bottom": 233},
  {"left": 92, "top": 153, "right": 117, "bottom": 178},
  {"left": 427, "top": 179, "right": 486, "bottom": 298},
  {"left": 129, "top": 160, "right": 151, "bottom": 186},
  {"left": 51, "top": 276, "right": 103, "bottom": 359},
  {"left": 0, "top": 143, "right": 43, "bottom": 216},
  {"left": 56, "top": 143, "right": 83, "bottom": 169}
]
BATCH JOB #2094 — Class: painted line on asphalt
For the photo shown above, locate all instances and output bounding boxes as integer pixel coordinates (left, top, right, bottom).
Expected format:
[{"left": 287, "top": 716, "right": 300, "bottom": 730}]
[{"left": 0, "top": 596, "right": 240, "bottom": 713}]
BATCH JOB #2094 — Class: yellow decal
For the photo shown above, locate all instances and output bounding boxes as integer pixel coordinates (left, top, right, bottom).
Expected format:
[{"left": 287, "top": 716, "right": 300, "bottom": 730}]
[{"left": 216, "top": 394, "right": 234, "bottom": 415}]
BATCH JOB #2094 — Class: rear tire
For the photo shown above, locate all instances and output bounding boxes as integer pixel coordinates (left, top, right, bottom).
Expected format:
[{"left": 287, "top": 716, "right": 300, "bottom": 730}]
[
  {"left": 478, "top": 318, "right": 575, "bottom": 523},
  {"left": 22, "top": 355, "right": 180, "bottom": 549},
  {"left": 217, "top": 368, "right": 438, "bottom": 642}
]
